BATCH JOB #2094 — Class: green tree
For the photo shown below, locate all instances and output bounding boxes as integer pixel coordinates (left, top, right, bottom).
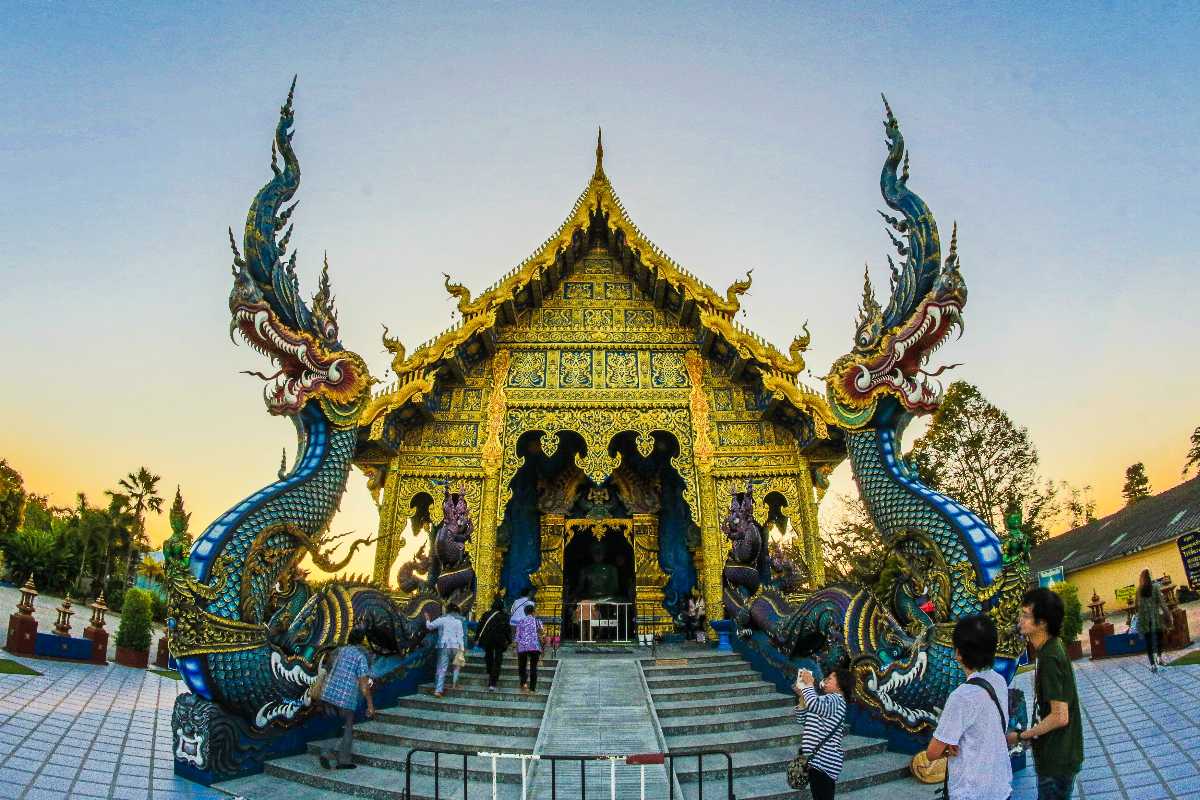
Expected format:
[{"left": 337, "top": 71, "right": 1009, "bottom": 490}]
[
  {"left": 21, "top": 495, "right": 56, "bottom": 533},
  {"left": 1052, "top": 582, "right": 1084, "bottom": 644},
  {"left": 1184, "top": 425, "right": 1200, "bottom": 477},
  {"left": 111, "top": 468, "right": 164, "bottom": 587},
  {"left": 0, "top": 459, "right": 27, "bottom": 536},
  {"left": 1122, "top": 462, "right": 1152, "bottom": 505},
  {"left": 908, "top": 381, "right": 1041, "bottom": 534},
  {"left": 820, "top": 493, "right": 889, "bottom": 584}
]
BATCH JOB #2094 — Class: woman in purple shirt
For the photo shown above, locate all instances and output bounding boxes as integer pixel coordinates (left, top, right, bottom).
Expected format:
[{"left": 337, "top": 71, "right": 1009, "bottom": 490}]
[{"left": 514, "top": 603, "right": 545, "bottom": 693}]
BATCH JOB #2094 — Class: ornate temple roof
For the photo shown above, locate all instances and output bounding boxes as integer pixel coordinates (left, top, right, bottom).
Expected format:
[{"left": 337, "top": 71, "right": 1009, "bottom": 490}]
[{"left": 361, "top": 132, "right": 836, "bottom": 439}]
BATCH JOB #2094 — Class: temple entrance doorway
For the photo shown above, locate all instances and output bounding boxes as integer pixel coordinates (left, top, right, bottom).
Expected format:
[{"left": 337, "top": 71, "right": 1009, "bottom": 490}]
[{"left": 562, "top": 525, "right": 634, "bottom": 642}]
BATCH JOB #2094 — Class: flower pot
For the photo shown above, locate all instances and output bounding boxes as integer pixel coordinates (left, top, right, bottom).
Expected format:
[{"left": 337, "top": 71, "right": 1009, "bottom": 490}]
[
  {"left": 115, "top": 645, "right": 149, "bottom": 669},
  {"left": 1066, "top": 639, "right": 1085, "bottom": 661}
]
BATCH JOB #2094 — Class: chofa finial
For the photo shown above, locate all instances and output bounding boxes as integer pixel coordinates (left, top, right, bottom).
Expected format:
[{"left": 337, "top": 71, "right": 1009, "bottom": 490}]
[{"left": 593, "top": 126, "right": 605, "bottom": 180}]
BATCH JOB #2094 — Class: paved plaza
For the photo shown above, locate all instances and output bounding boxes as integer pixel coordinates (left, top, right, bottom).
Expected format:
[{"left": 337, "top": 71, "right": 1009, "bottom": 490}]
[
  {"left": 0, "top": 631, "right": 1196, "bottom": 798},
  {"left": 0, "top": 655, "right": 227, "bottom": 800}
]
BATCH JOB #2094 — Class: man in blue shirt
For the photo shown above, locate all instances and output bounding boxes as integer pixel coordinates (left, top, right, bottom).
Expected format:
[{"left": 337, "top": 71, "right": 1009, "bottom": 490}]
[{"left": 318, "top": 629, "right": 375, "bottom": 770}]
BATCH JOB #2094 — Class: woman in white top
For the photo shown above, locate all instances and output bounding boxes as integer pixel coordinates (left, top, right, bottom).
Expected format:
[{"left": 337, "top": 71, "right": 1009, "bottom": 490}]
[{"left": 927, "top": 615, "right": 1012, "bottom": 800}]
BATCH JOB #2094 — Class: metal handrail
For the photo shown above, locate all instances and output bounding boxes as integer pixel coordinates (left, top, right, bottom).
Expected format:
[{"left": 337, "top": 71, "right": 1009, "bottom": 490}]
[{"left": 402, "top": 746, "right": 735, "bottom": 799}]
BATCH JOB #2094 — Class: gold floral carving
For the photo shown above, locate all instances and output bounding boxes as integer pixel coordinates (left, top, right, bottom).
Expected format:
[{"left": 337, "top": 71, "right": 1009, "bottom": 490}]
[
  {"left": 685, "top": 352, "right": 714, "bottom": 474},
  {"left": 481, "top": 351, "right": 510, "bottom": 476}
]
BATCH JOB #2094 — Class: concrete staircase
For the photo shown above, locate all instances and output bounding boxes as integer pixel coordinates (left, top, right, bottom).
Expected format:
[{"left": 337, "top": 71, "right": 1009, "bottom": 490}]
[
  {"left": 644, "top": 651, "right": 915, "bottom": 799},
  {"left": 221, "top": 647, "right": 935, "bottom": 800},
  {"left": 223, "top": 654, "right": 558, "bottom": 799}
]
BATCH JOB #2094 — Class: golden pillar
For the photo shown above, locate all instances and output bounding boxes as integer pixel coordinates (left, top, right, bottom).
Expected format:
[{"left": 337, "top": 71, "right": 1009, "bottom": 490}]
[
  {"left": 795, "top": 465, "right": 826, "bottom": 585},
  {"left": 527, "top": 514, "right": 566, "bottom": 639},
  {"left": 475, "top": 350, "right": 510, "bottom": 612},
  {"left": 372, "top": 464, "right": 403, "bottom": 584},
  {"left": 632, "top": 513, "right": 671, "bottom": 633},
  {"left": 697, "top": 473, "right": 724, "bottom": 624}
]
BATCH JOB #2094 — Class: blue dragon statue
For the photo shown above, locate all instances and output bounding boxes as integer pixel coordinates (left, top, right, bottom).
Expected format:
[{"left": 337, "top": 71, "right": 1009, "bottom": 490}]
[
  {"left": 740, "top": 97, "right": 1029, "bottom": 735},
  {"left": 167, "top": 80, "right": 425, "bottom": 779}
]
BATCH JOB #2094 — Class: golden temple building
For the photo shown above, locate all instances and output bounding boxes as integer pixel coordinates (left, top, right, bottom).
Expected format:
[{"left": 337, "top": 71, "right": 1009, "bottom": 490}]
[{"left": 354, "top": 133, "right": 842, "bottom": 633}]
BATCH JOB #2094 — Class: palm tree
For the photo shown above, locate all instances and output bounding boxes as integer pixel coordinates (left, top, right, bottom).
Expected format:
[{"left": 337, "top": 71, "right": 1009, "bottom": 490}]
[
  {"left": 115, "top": 468, "right": 164, "bottom": 587},
  {"left": 71, "top": 493, "right": 108, "bottom": 594},
  {"left": 138, "top": 555, "right": 165, "bottom": 584}
]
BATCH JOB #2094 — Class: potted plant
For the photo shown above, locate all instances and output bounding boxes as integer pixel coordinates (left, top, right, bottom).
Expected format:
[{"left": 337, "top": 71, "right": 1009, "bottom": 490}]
[
  {"left": 1052, "top": 582, "right": 1085, "bottom": 660},
  {"left": 115, "top": 587, "right": 153, "bottom": 668}
]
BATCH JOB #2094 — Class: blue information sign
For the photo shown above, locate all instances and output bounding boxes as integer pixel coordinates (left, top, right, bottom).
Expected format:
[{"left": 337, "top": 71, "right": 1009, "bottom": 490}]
[{"left": 1038, "top": 566, "right": 1065, "bottom": 588}]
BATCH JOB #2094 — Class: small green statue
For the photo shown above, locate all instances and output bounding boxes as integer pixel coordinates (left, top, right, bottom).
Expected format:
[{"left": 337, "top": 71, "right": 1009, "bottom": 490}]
[
  {"left": 162, "top": 486, "right": 193, "bottom": 577},
  {"left": 1003, "top": 505, "right": 1031, "bottom": 565}
]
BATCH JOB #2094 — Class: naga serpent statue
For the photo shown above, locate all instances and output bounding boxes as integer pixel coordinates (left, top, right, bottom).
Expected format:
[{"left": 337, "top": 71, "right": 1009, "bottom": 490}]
[
  {"left": 721, "top": 483, "right": 767, "bottom": 615},
  {"left": 737, "top": 97, "right": 1029, "bottom": 735},
  {"left": 166, "top": 80, "right": 424, "bottom": 777},
  {"left": 432, "top": 487, "right": 476, "bottom": 606}
]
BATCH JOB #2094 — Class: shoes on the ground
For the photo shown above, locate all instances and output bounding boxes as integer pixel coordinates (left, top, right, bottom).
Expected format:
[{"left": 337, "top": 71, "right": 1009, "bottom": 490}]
[
  {"left": 487, "top": 685, "right": 497, "bottom": 692},
  {"left": 335, "top": 763, "right": 357, "bottom": 770},
  {"left": 318, "top": 753, "right": 332, "bottom": 770},
  {"left": 520, "top": 684, "right": 530, "bottom": 694},
  {"left": 1151, "top": 664, "right": 1158, "bottom": 673},
  {"left": 434, "top": 691, "right": 444, "bottom": 697}
]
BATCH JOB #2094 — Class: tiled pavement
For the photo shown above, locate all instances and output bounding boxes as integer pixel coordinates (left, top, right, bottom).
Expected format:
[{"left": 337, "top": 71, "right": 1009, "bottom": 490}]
[
  {"left": 0, "top": 654, "right": 228, "bottom": 800},
  {"left": 1010, "top": 653, "right": 1200, "bottom": 800}
]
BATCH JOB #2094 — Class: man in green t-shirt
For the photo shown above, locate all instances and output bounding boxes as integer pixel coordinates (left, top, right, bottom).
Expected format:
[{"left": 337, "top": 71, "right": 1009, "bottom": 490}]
[{"left": 1006, "top": 587, "right": 1084, "bottom": 799}]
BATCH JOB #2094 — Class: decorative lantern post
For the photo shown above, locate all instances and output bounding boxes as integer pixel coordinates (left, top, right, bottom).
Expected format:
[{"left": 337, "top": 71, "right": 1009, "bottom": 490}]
[
  {"left": 53, "top": 593, "right": 75, "bottom": 637},
  {"left": 83, "top": 593, "right": 110, "bottom": 664},
  {"left": 5, "top": 575, "right": 39, "bottom": 655},
  {"left": 1088, "top": 588, "right": 1114, "bottom": 660}
]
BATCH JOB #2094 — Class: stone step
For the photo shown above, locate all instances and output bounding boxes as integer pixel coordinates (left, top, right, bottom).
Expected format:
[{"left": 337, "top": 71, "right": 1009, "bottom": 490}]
[
  {"left": 263, "top": 755, "right": 526, "bottom": 800},
  {"left": 676, "top": 750, "right": 913, "bottom": 798},
  {"left": 649, "top": 679, "right": 776, "bottom": 703},
  {"left": 459, "top": 655, "right": 559, "bottom": 670},
  {"left": 397, "top": 693, "right": 546, "bottom": 718},
  {"left": 841, "top": 775, "right": 940, "bottom": 799},
  {"left": 416, "top": 683, "right": 550, "bottom": 702},
  {"left": 659, "top": 705, "right": 797, "bottom": 735},
  {"left": 641, "top": 656, "right": 750, "bottom": 676},
  {"left": 375, "top": 706, "right": 540, "bottom": 736},
  {"left": 447, "top": 672, "right": 554, "bottom": 689},
  {"left": 354, "top": 719, "right": 536, "bottom": 754},
  {"left": 671, "top": 737, "right": 888, "bottom": 780},
  {"left": 643, "top": 668, "right": 761, "bottom": 688},
  {"left": 667, "top": 722, "right": 805, "bottom": 754},
  {"left": 306, "top": 739, "right": 532, "bottom": 784},
  {"left": 654, "top": 694, "right": 796, "bottom": 718}
]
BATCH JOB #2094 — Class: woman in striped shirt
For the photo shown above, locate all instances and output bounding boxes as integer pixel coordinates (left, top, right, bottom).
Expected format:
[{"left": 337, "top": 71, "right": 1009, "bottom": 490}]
[{"left": 794, "top": 666, "right": 853, "bottom": 799}]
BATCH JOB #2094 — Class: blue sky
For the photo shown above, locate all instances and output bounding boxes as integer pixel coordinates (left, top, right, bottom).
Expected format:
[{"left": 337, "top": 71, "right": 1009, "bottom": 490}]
[{"left": 2, "top": 3, "right": 1197, "bottom": 572}]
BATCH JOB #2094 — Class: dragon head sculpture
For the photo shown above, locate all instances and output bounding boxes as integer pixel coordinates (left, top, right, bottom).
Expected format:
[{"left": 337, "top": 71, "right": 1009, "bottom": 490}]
[
  {"left": 827, "top": 96, "right": 965, "bottom": 424},
  {"left": 227, "top": 77, "right": 371, "bottom": 421}
]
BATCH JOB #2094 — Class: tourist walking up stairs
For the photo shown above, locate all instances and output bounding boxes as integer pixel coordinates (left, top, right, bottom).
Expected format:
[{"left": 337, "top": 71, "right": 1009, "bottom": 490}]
[
  {"left": 514, "top": 602, "right": 544, "bottom": 694},
  {"left": 424, "top": 603, "right": 466, "bottom": 698},
  {"left": 316, "top": 629, "right": 375, "bottom": 771},
  {"left": 476, "top": 596, "right": 511, "bottom": 691}
]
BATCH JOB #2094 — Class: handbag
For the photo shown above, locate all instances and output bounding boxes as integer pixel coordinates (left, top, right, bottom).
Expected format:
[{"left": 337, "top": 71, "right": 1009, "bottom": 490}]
[
  {"left": 786, "top": 701, "right": 846, "bottom": 792},
  {"left": 452, "top": 648, "right": 467, "bottom": 668}
]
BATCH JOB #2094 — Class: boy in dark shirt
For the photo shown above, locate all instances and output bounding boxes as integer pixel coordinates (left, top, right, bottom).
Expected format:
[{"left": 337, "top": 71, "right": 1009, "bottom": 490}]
[{"left": 1007, "top": 588, "right": 1083, "bottom": 800}]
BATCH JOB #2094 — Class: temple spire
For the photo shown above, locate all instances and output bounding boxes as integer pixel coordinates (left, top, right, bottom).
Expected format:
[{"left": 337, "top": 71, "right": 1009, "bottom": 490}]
[{"left": 593, "top": 126, "right": 605, "bottom": 181}]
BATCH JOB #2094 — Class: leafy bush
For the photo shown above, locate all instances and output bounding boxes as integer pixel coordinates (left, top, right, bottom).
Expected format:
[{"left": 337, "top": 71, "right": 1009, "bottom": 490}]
[
  {"left": 1052, "top": 582, "right": 1084, "bottom": 643},
  {"left": 116, "top": 588, "right": 153, "bottom": 651},
  {"left": 149, "top": 590, "right": 168, "bottom": 623},
  {"left": 103, "top": 578, "right": 127, "bottom": 613}
]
